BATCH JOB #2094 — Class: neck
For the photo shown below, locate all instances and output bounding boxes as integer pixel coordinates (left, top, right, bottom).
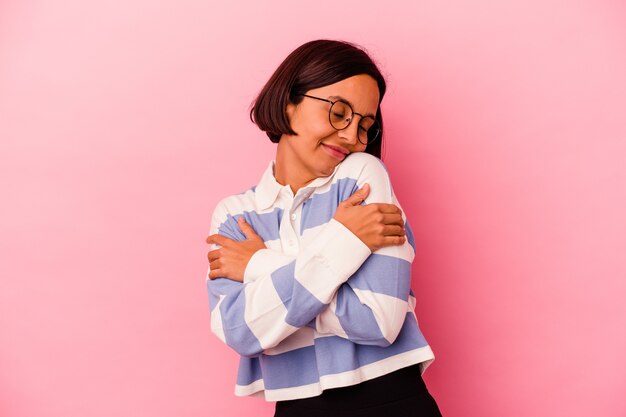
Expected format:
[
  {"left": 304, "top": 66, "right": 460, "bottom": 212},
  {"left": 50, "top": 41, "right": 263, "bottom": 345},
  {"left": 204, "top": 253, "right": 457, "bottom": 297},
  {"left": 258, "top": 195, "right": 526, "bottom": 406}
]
[{"left": 274, "top": 138, "right": 316, "bottom": 196}]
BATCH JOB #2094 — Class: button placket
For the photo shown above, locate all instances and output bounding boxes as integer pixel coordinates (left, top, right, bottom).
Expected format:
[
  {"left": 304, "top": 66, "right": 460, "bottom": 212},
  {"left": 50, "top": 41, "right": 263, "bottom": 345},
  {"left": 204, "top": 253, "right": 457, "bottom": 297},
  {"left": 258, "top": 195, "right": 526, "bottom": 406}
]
[
  {"left": 277, "top": 196, "right": 296, "bottom": 256},
  {"left": 281, "top": 201, "right": 304, "bottom": 256}
]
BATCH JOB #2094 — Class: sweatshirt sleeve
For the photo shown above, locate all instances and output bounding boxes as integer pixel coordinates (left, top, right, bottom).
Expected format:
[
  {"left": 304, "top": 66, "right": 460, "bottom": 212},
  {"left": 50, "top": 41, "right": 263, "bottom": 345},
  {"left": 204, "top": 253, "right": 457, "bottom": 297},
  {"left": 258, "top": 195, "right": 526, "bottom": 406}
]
[
  {"left": 206, "top": 201, "right": 372, "bottom": 358},
  {"left": 312, "top": 209, "right": 415, "bottom": 346},
  {"left": 242, "top": 154, "right": 416, "bottom": 347}
]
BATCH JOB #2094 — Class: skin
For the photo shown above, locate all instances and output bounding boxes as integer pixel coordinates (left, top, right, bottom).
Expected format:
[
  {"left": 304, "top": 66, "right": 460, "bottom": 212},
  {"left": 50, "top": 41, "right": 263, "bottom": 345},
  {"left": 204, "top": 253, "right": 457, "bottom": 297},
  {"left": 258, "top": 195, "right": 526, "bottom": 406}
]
[{"left": 207, "top": 74, "right": 406, "bottom": 282}]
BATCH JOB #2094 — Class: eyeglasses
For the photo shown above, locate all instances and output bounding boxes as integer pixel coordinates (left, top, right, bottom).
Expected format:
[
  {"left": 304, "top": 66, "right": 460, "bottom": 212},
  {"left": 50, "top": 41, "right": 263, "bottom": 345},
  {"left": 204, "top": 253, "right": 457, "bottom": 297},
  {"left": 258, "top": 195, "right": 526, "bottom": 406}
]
[{"left": 297, "top": 94, "right": 381, "bottom": 145}]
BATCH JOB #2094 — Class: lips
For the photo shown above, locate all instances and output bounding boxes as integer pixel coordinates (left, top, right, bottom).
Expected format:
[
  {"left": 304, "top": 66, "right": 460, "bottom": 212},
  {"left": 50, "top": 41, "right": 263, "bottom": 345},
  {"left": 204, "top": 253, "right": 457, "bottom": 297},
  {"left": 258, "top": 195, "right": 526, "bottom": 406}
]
[
  {"left": 322, "top": 144, "right": 349, "bottom": 155},
  {"left": 321, "top": 143, "right": 348, "bottom": 160}
]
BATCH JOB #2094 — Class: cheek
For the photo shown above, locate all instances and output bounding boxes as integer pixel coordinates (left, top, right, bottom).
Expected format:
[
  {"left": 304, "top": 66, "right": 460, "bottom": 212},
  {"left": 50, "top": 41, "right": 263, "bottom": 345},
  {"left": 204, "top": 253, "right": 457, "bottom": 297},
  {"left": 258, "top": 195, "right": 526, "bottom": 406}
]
[
  {"left": 307, "top": 119, "right": 334, "bottom": 142},
  {"left": 292, "top": 111, "right": 334, "bottom": 144}
]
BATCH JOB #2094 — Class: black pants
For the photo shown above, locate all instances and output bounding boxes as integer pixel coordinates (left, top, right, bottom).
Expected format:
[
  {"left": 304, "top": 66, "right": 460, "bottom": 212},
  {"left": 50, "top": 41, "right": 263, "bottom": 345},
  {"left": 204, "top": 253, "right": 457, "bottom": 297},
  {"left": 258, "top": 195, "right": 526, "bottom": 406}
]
[{"left": 274, "top": 364, "right": 442, "bottom": 417}]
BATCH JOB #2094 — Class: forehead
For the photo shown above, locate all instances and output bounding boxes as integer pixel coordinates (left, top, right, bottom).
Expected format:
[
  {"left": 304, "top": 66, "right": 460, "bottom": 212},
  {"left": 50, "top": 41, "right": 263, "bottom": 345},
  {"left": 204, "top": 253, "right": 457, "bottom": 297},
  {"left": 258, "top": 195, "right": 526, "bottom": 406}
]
[{"left": 308, "top": 74, "right": 380, "bottom": 115}]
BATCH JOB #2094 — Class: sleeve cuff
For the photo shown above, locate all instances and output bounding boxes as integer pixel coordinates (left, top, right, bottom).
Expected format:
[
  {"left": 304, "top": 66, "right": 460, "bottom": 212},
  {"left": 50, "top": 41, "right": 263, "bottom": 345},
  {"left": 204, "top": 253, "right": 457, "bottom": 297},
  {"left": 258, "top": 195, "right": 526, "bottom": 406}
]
[
  {"left": 243, "top": 248, "right": 294, "bottom": 283},
  {"left": 316, "top": 218, "right": 372, "bottom": 280}
]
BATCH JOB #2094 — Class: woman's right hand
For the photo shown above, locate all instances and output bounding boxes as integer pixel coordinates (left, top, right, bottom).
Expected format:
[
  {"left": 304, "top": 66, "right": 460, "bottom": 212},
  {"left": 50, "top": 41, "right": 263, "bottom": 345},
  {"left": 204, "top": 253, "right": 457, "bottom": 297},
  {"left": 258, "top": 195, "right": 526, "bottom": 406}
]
[{"left": 333, "top": 183, "right": 406, "bottom": 252}]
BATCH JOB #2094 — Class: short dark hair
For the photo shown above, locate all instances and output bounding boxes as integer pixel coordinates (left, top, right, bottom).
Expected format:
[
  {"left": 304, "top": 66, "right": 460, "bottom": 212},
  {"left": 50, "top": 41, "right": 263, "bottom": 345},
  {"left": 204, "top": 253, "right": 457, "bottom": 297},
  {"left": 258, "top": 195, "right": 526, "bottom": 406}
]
[{"left": 249, "top": 39, "right": 387, "bottom": 159}]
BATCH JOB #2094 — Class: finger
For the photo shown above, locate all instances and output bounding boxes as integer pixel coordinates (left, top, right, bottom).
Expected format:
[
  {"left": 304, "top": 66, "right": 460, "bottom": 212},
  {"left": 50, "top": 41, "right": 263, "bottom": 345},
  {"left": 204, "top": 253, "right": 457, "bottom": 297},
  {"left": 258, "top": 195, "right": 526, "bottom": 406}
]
[
  {"left": 207, "top": 249, "right": 220, "bottom": 262},
  {"left": 209, "top": 257, "right": 221, "bottom": 271},
  {"left": 237, "top": 217, "right": 260, "bottom": 240},
  {"left": 341, "top": 183, "right": 370, "bottom": 206},
  {"left": 380, "top": 235, "right": 406, "bottom": 248},
  {"left": 391, "top": 235, "right": 406, "bottom": 245},
  {"left": 372, "top": 203, "right": 403, "bottom": 215},
  {"left": 207, "top": 234, "right": 229, "bottom": 247},
  {"left": 382, "top": 224, "right": 406, "bottom": 237},
  {"left": 207, "top": 268, "right": 222, "bottom": 280},
  {"left": 381, "top": 213, "right": 406, "bottom": 227}
]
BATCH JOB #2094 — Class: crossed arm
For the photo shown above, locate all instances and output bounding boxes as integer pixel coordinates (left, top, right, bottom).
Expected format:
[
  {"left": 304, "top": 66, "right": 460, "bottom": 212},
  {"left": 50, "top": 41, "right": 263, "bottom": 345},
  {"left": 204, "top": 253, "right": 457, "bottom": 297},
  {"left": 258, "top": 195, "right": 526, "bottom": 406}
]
[
  {"left": 206, "top": 156, "right": 415, "bottom": 357},
  {"left": 240, "top": 233, "right": 414, "bottom": 346}
]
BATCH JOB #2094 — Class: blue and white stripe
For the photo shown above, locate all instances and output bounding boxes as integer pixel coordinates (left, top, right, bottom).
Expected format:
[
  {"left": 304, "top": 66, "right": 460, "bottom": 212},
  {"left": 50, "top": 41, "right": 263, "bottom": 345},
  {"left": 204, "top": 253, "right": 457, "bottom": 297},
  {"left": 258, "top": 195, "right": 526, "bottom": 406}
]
[{"left": 206, "top": 152, "right": 435, "bottom": 401}]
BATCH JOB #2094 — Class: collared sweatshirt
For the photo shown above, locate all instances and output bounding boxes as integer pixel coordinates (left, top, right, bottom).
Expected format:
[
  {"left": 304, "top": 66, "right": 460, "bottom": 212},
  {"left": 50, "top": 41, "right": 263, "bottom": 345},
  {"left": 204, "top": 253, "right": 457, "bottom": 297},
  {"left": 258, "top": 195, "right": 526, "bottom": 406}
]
[{"left": 206, "top": 151, "right": 435, "bottom": 402}]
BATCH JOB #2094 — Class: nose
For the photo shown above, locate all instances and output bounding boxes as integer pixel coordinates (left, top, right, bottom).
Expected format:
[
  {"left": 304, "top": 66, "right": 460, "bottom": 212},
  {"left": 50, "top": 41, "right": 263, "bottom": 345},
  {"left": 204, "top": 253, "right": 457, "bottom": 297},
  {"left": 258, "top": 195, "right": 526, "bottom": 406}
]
[{"left": 337, "top": 117, "right": 360, "bottom": 145}]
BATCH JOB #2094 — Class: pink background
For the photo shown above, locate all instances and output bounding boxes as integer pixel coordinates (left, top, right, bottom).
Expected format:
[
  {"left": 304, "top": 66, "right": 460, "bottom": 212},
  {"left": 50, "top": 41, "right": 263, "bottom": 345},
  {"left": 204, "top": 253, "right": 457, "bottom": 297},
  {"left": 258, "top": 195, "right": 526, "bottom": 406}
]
[{"left": 1, "top": 1, "right": 625, "bottom": 416}]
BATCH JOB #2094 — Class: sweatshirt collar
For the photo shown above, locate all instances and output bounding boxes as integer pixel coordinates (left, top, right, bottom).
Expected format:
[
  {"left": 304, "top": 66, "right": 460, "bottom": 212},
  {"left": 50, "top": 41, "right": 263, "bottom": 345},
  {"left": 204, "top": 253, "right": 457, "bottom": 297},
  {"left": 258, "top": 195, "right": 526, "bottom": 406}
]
[{"left": 255, "top": 159, "right": 341, "bottom": 211}]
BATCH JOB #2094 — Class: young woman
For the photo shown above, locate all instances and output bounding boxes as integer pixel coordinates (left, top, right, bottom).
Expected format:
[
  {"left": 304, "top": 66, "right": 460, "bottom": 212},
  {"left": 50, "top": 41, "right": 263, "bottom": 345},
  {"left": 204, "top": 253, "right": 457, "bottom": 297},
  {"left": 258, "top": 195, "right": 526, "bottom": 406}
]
[{"left": 206, "top": 39, "right": 442, "bottom": 417}]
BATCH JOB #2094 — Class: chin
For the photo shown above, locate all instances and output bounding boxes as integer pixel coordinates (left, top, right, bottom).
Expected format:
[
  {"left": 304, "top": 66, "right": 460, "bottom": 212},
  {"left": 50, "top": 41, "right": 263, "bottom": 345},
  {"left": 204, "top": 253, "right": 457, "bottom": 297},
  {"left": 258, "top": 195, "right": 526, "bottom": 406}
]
[{"left": 324, "top": 161, "right": 342, "bottom": 175}]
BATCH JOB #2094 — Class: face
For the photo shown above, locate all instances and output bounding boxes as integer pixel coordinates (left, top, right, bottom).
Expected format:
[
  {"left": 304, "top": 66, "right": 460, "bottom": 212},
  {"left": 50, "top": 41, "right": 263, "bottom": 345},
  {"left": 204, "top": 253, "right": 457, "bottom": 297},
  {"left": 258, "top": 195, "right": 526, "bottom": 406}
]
[{"left": 282, "top": 74, "right": 380, "bottom": 178}]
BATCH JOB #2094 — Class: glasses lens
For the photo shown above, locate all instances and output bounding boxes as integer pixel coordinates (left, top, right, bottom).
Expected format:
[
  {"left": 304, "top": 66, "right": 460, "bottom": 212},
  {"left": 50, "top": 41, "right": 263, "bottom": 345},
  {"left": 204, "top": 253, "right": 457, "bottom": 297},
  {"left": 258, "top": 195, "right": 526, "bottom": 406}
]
[
  {"left": 359, "top": 117, "right": 380, "bottom": 144},
  {"left": 329, "top": 101, "right": 352, "bottom": 130}
]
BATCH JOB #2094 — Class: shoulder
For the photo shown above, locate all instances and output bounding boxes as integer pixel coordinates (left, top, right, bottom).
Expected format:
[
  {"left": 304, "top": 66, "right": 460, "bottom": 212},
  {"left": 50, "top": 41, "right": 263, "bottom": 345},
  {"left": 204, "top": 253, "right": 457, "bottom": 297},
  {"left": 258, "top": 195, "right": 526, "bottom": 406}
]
[
  {"left": 334, "top": 152, "right": 394, "bottom": 203},
  {"left": 210, "top": 186, "right": 256, "bottom": 232},
  {"left": 336, "top": 152, "right": 389, "bottom": 177}
]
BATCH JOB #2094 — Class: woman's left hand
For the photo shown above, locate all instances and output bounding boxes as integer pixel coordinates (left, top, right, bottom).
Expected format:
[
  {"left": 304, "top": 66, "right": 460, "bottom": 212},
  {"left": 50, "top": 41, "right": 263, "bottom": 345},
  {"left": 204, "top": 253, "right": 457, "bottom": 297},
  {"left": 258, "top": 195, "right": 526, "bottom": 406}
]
[{"left": 206, "top": 217, "right": 267, "bottom": 282}]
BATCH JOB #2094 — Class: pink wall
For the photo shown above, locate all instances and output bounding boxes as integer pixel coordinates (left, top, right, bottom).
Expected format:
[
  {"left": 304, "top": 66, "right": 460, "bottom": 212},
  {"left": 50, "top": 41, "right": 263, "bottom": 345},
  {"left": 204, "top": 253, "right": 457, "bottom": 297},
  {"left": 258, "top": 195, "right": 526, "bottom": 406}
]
[{"left": 1, "top": 1, "right": 625, "bottom": 416}]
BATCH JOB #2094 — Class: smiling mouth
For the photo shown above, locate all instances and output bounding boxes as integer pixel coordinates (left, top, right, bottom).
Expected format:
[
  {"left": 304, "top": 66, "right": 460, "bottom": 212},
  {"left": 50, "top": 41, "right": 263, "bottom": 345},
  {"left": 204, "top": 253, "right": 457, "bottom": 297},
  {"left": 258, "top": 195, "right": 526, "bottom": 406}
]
[
  {"left": 321, "top": 143, "right": 348, "bottom": 160},
  {"left": 323, "top": 144, "right": 348, "bottom": 154}
]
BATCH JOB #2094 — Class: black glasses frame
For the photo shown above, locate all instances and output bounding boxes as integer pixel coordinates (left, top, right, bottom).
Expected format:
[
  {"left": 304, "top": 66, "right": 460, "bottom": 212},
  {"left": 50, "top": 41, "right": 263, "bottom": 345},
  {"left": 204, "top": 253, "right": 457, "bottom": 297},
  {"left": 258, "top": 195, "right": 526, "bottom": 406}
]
[{"left": 297, "top": 94, "right": 381, "bottom": 145}]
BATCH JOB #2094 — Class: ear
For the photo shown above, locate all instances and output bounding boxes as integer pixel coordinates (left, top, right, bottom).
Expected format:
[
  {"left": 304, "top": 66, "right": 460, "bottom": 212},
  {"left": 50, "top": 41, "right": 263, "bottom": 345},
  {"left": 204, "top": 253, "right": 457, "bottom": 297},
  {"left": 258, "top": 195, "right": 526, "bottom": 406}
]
[{"left": 286, "top": 100, "right": 296, "bottom": 119}]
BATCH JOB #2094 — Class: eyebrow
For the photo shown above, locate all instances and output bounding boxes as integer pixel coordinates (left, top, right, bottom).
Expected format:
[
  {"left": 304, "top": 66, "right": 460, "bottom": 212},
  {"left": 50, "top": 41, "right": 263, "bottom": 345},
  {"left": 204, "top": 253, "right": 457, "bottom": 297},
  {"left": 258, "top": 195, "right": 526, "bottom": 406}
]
[{"left": 328, "top": 95, "right": 377, "bottom": 118}]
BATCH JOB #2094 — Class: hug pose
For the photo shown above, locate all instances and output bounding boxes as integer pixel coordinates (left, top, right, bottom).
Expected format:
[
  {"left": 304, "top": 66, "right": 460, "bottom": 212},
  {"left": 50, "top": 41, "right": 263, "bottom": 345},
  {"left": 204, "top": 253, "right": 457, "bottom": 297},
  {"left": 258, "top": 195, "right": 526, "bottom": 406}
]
[{"left": 206, "top": 39, "right": 442, "bottom": 417}]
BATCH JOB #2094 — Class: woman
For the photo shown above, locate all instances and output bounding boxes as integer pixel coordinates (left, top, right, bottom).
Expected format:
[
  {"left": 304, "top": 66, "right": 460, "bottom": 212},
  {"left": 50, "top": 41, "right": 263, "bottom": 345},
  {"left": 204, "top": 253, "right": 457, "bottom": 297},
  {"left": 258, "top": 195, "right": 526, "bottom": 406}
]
[{"left": 206, "top": 39, "right": 442, "bottom": 417}]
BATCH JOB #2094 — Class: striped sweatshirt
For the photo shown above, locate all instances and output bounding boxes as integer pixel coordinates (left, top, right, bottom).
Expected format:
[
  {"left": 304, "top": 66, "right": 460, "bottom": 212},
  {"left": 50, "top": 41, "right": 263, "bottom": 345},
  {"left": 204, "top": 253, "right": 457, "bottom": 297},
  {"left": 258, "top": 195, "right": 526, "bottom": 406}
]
[{"left": 206, "top": 151, "right": 435, "bottom": 402}]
